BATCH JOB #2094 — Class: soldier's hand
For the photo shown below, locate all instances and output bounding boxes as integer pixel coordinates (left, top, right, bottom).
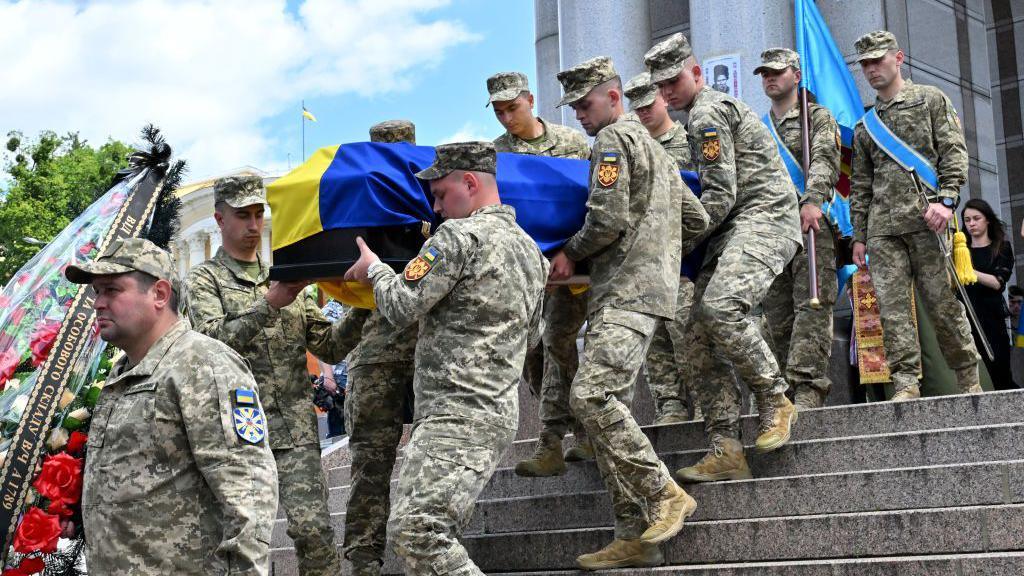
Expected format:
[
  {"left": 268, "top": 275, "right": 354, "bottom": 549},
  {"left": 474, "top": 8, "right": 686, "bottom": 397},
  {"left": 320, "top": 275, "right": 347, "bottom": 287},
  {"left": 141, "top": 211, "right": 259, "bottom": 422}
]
[
  {"left": 923, "top": 202, "right": 953, "bottom": 233},
  {"left": 852, "top": 241, "right": 867, "bottom": 270},
  {"left": 799, "top": 204, "right": 823, "bottom": 233},
  {"left": 266, "top": 280, "right": 312, "bottom": 310},
  {"left": 344, "top": 236, "right": 380, "bottom": 285},
  {"left": 548, "top": 251, "right": 575, "bottom": 282}
]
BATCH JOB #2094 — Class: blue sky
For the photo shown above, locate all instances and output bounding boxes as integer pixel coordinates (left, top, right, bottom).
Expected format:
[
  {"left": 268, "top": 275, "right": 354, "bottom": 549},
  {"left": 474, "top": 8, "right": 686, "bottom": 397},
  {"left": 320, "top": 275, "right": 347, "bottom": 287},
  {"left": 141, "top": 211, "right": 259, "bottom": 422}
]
[{"left": 0, "top": 0, "right": 537, "bottom": 181}]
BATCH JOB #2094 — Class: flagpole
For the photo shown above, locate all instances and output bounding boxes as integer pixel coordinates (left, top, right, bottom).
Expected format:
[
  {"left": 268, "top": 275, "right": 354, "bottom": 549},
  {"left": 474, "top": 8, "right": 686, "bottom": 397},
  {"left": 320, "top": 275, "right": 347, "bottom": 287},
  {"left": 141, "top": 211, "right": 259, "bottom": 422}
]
[
  {"left": 800, "top": 86, "right": 822, "bottom": 309},
  {"left": 301, "top": 100, "right": 306, "bottom": 161}
]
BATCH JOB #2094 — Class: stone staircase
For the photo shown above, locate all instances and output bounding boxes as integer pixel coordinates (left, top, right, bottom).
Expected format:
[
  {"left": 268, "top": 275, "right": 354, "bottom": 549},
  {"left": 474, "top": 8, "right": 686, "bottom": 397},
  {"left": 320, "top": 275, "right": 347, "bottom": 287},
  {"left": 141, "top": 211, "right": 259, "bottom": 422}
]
[{"left": 270, "top": 389, "right": 1024, "bottom": 575}]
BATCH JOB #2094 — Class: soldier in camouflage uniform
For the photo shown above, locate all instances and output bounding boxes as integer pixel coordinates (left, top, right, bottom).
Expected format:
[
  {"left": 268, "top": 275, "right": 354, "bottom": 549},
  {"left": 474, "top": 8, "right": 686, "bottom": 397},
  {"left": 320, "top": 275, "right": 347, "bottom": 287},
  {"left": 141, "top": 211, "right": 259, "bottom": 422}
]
[
  {"left": 185, "top": 176, "right": 347, "bottom": 575},
  {"left": 344, "top": 141, "right": 548, "bottom": 576},
  {"left": 755, "top": 48, "right": 841, "bottom": 410},
  {"left": 646, "top": 33, "right": 802, "bottom": 483},
  {"left": 624, "top": 71, "right": 700, "bottom": 425},
  {"left": 849, "top": 31, "right": 981, "bottom": 399},
  {"left": 549, "top": 57, "right": 708, "bottom": 569},
  {"left": 329, "top": 121, "right": 421, "bottom": 576},
  {"left": 72, "top": 238, "right": 278, "bottom": 575},
  {"left": 487, "top": 71, "right": 595, "bottom": 476}
]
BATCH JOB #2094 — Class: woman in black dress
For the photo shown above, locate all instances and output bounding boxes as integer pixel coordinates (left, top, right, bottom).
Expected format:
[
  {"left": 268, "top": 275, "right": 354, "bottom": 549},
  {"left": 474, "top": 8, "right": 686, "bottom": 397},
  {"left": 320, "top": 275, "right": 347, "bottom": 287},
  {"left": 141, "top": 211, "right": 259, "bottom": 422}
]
[{"left": 962, "top": 199, "right": 1016, "bottom": 389}]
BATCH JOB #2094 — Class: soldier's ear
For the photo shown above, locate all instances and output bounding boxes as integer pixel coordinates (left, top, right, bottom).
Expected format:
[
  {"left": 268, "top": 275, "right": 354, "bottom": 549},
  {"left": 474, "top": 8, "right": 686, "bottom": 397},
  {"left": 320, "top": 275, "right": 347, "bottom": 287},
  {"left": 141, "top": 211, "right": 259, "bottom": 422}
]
[{"left": 152, "top": 278, "right": 175, "bottom": 312}]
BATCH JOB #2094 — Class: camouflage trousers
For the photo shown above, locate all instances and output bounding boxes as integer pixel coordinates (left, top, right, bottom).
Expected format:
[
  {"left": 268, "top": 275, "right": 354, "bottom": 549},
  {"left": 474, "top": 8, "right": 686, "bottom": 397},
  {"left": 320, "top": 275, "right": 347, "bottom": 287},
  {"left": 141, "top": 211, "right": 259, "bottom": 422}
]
[
  {"left": 867, "top": 231, "right": 979, "bottom": 389},
  {"left": 569, "top": 306, "right": 673, "bottom": 540},
  {"left": 524, "top": 286, "right": 589, "bottom": 439},
  {"left": 342, "top": 361, "right": 414, "bottom": 575},
  {"left": 691, "top": 234, "right": 799, "bottom": 443},
  {"left": 273, "top": 444, "right": 341, "bottom": 576},
  {"left": 388, "top": 416, "right": 514, "bottom": 575},
  {"left": 763, "top": 219, "right": 837, "bottom": 394},
  {"left": 646, "top": 278, "right": 696, "bottom": 418}
]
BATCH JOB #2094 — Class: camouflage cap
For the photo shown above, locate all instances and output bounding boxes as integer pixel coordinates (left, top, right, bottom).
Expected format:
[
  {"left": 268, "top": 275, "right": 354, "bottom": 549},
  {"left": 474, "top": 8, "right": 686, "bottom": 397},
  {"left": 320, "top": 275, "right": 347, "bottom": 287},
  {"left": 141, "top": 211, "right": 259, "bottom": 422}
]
[
  {"left": 486, "top": 71, "right": 530, "bottom": 106},
  {"left": 754, "top": 48, "right": 800, "bottom": 75},
  {"left": 644, "top": 33, "right": 693, "bottom": 84},
  {"left": 855, "top": 30, "right": 899, "bottom": 62},
  {"left": 370, "top": 120, "right": 416, "bottom": 144},
  {"left": 214, "top": 175, "right": 266, "bottom": 208},
  {"left": 415, "top": 141, "right": 496, "bottom": 181},
  {"left": 623, "top": 72, "right": 657, "bottom": 110},
  {"left": 65, "top": 237, "right": 177, "bottom": 286},
  {"left": 556, "top": 56, "right": 618, "bottom": 108}
]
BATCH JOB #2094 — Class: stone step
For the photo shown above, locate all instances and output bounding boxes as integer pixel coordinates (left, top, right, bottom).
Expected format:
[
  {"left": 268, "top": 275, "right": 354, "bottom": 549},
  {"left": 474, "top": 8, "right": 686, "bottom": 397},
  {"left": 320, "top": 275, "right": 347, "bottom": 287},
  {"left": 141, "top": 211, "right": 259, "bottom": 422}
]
[
  {"left": 486, "top": 551, "right": 1024, "bottom": 576},
  {"left": 481, "top": 422, "right": 1024, "bottom": 500},
  {"left": 455, "top": 503, "right": 1024, "bottom": 572},
  {"left": 322, "top": 390, "right": 1024, "bottom": 489}
]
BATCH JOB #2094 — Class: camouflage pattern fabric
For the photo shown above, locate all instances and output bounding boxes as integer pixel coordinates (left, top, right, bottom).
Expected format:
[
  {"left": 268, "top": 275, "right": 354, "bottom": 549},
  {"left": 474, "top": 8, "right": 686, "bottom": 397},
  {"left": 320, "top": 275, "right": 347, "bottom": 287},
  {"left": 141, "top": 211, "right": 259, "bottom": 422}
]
[
  {"left": 646, "top": 278, "right": 696, "bottom": 419},
  {"left": 415, "top": 141, "right": 496, "bottom": 181},
  {"left": 388, "top": 417, "right": 514, "bottom": 576},
  {"left": 486, "top": 71, "right": 530, "bottom": 105},
  {"left": 644, "top": 32, "right": 692, "bottom": 84},
  {"left": 762, "top": 102, "right": 841, "bottom": 395},
  {"left": 64, "top": 237, "right": 178, "bottom": 286},
  {"left": 368, "top": 203, "right": 547, "bottom": 573},
  {"left": 185, "top": 249, "right": 347, "bottom": 573},
  {"left": 850, "top": 78, "right": 978, "bottom": 390},
  {"left": 82, "top": 321, "right": 278, "bottom": 575},
  {"left": 867, "top": 231, "right": 979, "bottom": 389},
  {"left": 850, "top": 80, "right": 969, "bottom": 243},
  {"left": 493, "top": 117, "right": 590, "bottom": 159},
  {"left": 555, "top": 56, "right": 619, "bottom": 107},
  {"left": 274, "top": 444, "right": 340, "bottom": 575},
  {"left": 214, "top": 174, "right": 267, "bottom": 208},
  {"left": 623, "top": 71, "right": 658, "bottom": 110},
  {"left": 656, "top": 120, "right": 693, "bottom": 171},
  {"left": 690, "top": 234, "right": 799, "bottom": 441},
  {"left": 369, "top": 120, "right": 415, "bottom": 144},
  {"left": 854, "top": 30, "right": 900, "bottom": 62},
  {"left": 754, "top": 47, "right": 801, "bottom": 75},
  {"left": 342, "top": 361, "right": 414, "bottom": 575}
]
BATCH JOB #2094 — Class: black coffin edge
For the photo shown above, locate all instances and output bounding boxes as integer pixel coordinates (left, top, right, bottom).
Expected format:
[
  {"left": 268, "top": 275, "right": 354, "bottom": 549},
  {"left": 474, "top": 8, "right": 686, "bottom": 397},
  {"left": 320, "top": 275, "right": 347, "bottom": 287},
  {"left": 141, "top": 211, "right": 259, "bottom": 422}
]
[{"left": 269, "top": 225, "right": 428, "bottom": 282}]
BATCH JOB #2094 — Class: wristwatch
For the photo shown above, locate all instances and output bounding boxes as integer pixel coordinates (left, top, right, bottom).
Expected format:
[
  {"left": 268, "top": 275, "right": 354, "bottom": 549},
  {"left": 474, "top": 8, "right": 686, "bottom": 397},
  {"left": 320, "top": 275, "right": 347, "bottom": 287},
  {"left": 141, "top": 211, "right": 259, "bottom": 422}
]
[{"left": 940, "top": 196, "right": 957, "bottom": 210}]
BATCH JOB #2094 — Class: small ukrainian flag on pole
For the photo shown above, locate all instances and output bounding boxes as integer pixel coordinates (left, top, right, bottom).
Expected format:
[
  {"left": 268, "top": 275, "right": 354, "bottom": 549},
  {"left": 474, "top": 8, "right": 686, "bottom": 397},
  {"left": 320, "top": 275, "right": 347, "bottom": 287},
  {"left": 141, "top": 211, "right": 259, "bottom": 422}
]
[{"left": 302, "top": 107, "right": 317, "bottom": 122}]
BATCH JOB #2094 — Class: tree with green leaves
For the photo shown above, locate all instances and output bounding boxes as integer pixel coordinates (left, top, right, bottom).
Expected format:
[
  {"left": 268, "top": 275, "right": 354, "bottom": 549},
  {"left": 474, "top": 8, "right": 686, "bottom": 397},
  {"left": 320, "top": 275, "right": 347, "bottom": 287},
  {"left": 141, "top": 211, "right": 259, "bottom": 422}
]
[{"left": 0, "top": 131, "right": 132, "bottom": 284}]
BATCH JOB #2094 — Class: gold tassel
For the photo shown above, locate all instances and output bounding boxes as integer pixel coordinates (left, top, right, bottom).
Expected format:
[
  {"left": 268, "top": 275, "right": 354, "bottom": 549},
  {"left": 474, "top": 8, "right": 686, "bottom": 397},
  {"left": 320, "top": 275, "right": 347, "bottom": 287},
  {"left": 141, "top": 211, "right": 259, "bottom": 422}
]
[{"left": 951, "top": 214, "right": 977, "bottom": 285}]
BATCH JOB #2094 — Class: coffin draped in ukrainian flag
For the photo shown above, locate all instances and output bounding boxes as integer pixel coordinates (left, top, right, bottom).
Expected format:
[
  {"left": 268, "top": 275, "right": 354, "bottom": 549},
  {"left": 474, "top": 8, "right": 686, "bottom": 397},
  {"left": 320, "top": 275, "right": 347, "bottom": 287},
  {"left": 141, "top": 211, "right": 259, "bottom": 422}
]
[{"left": 267, "top": 142, "right": 701, "bottom": 308}]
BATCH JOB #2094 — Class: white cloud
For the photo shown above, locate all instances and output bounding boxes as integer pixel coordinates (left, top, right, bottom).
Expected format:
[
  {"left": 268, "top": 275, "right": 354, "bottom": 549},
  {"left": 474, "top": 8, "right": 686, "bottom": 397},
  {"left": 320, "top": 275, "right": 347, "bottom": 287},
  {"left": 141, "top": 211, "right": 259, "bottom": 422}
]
[
  {"left": 0, "top": 0, "right": 479, "bottom": 179},
  {"left": 438, "top": 122, "right": 497, "bottom": 144}
]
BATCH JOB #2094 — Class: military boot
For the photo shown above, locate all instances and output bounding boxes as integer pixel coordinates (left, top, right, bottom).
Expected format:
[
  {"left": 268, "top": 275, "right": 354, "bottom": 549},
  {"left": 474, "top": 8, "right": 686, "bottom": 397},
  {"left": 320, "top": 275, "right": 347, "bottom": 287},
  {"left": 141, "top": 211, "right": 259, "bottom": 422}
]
[
  {"left": 639, "top": 480, "right": 697, "bottom": 544},
  {"left": 890, "top": 382, "right": 921, "bottom": 402},
  {"left": 564, "top": 436, "right": 595, "bottom": 462},
  {"left": 676, "top": 437, "right": 751, "bottom": 482},
  {"left": 955, "top": 366, "right": 983, "bottom": 394},
  {"left": 515, "top": 431, "right": 566, "bottom": 477},
  {"left": 793, "top": 386, "right": 827, "bottom": 411},
  {"left": 755, "top": 393, "right": 798, "bottom": 453},
  {"left": 576, "top": 539, "right": 663, "bottom": 570}
]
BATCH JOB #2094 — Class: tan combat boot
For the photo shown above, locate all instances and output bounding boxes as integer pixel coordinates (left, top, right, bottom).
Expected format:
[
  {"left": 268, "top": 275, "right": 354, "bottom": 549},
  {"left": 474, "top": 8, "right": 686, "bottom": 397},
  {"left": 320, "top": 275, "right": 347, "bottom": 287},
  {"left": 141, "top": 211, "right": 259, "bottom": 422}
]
[
  {"left": 793, "top": 386, "right": 827, "bottom": 411},
  {"left": 639, "top": 480, "right": 697, "bottom": 544},
  {"left": 955, "top": 366, "right": 983, "bottom": 394},
  {"left": 890, "top": 382, "right": 921, "bottom": 402},
  {"left": 564, "top": 435, "right": 595, "bottom": 462},
  {"left": 514, "top": 431, "right": 566, "bottom": 477},
  {"left": 676, "top": 437, "right": 751, "bottom": 482},
  {"left": 755, "top": 393, "right": 798, "bottom": 453},
  {"left": 576, "top": 539, "right": 663, "bottom": 570}
]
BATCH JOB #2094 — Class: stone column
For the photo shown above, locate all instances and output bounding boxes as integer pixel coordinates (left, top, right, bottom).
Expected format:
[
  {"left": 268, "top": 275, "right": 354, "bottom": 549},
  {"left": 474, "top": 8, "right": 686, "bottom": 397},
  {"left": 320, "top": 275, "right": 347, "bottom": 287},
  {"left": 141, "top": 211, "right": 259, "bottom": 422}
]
[
  {"left": 174, "top": 241, "right": 189, "bottom": 280},
  {"left": 534, "top": 0, "right": 562, "bottom": 124},
  {"left": 556, "top": 0, "right": 650, "bottom": 130},
  {"left": 688, "top": 0, "right": 794, "bottom": 116},
  {"left": 187, "top": 233, "right": 207, "bottom": 269},
  {"left": 207, "top": 229, "right": 222, "bottom": 255},
  {"left": 261, "top": 226, "right": 272, "bottom": 264}
]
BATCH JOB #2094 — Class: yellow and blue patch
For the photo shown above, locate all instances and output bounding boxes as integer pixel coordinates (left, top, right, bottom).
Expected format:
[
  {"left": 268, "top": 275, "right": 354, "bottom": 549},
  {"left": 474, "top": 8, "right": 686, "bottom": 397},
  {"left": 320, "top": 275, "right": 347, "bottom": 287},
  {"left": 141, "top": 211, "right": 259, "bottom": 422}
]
[
  {"left": 233, "top": 407, "right": 266, "bottom": 444},
  {"left": 234, "top": 388, "right": 256, "bottom": 405},
  {"left": 423, "top": 247, "right": 439, "bottom": 263},
  {"left": 405, "top": 246, "right": 441, "bottom": 281},
  {"left": 597, "top": 152, "right": 621, "bottom": 187},
  {"left": 701, "top": 127, "right": 718, "bottom": 139},
  {"left": 601, "top": 152, "right": 620, "bottom": 164}
]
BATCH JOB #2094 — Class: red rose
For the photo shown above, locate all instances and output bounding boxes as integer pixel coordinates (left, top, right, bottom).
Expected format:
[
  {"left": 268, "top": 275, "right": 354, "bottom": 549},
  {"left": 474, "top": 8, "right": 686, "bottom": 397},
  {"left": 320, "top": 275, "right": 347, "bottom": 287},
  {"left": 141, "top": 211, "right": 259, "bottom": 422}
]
[
  {"left": 28, "top": 322, "right": 59, "bottom": 368},
  {"left": 32, "top": 453, "right": 83, "bottom": 514},
  {"left": 0, "top": 295, "right": 9, "bottom": 308},
  {"left": 8, "top": 307, "right": 26, "bottom": 329},
  {"left": 0, "top": 348, "right": 22, "bottom": 387},
  {"left": 12, "top": 507, "right": 61, "bottom": 554},
  {"left": 2, "top": 556, "right": 45, "bottom": 576},
  {"left": 66, "top": 431, "right": 88, "bottom": 455}
]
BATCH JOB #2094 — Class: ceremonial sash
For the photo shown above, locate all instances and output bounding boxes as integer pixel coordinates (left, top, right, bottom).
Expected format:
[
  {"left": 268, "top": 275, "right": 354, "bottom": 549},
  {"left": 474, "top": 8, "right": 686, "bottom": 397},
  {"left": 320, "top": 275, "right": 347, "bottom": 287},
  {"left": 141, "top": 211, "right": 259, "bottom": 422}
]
[
  {"left": 762, "top": 113, "right": 841, "bottom": 228},
  {"left": 860, "top": 108, "right": 939, "bottom": 192}
]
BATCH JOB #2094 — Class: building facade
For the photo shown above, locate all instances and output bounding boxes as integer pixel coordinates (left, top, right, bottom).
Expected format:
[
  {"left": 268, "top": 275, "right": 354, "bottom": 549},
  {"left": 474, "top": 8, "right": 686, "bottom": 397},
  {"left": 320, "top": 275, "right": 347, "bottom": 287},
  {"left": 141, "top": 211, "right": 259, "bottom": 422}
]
[{"left": 537, "top": 0, "right": 1023, "bottom": 279}]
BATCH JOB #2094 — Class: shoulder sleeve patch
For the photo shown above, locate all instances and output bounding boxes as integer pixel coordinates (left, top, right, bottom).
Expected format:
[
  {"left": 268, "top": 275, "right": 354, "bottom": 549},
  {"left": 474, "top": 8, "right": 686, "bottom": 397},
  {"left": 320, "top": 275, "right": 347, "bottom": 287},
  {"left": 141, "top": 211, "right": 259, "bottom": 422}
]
[
  {"left": 404, "top": 246, "right": 441, "bottom": 281},
  {"left": 231, "top": 388, "right": 266, "bottom": 444},
  {"left": 597, "top": 152, "right": 621, "bottom": 187},
  {"left": 700, "top": 127, "right": 721, "bottom": 162}
]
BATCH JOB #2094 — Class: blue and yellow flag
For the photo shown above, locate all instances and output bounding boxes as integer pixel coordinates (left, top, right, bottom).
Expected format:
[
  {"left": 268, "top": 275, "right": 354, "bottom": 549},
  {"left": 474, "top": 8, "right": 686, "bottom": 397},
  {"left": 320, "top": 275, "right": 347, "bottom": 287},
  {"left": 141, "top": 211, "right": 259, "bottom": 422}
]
[{"left": 302, "top": 107, "right": 317, "bottom": 122}]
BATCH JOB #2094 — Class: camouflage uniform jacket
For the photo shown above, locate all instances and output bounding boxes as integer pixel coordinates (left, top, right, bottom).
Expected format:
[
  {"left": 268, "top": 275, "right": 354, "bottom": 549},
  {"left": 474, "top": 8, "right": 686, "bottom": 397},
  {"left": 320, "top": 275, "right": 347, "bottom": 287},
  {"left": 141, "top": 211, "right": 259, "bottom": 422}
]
[
  {"left": 368, "top": 204, "right": 548, "bottom": 429},
  {"left": 656, "top": 120, "right": 693, "bottom": 170},
  {"left": 82, "top": 321, "right": 278, "bottom": 575},
  {"left": 771, "top": 102, "right": 841, "bottom": 208},
  {"left": 185, "top": 248, "right": 348, "bottom": 449},
  {"left": 493, "top": 117, "right": 591, "bottom": 158},
  {"left": 683, "top": 86, "right": 802, "bottom": 259},
  {"left": 850, "top": 80, "right": 968, "bottom": 244},
  {"left": 330, "top": 307, "right": 418, "bottom": 369},
  {"left": 563, "top": 112, "right": 708, "bottom": 320}
]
